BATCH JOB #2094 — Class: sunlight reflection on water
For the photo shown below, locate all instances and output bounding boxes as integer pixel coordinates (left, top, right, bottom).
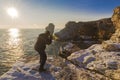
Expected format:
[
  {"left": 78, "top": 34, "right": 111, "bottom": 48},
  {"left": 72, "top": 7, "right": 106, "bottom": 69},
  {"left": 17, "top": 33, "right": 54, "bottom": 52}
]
[
  {"left": 8, "top": 28, "right": 20, "bottom": 47},
  {"left": 2, "top": 28, "right": 24, "bottom": 67},
  {"left": 0, "top": 28, "right": 25, "bottom": 75}
]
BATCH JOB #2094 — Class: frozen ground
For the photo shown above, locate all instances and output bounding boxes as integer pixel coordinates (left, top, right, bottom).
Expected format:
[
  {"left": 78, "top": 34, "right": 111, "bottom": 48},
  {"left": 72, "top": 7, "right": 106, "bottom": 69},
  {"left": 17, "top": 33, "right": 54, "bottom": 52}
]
[{"left": 0, "top": 56, "right": 62, "bottom": 80}]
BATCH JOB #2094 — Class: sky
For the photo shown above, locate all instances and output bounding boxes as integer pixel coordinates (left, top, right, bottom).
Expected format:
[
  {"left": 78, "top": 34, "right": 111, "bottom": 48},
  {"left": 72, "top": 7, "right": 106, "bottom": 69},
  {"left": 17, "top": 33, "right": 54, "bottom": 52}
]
[{"left": 0, "top": 0, "right": 120, "bottom": 29}]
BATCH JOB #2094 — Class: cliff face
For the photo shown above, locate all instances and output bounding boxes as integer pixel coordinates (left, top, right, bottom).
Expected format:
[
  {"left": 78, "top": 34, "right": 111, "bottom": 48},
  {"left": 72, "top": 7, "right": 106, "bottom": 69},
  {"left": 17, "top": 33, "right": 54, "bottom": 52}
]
[
  {"left": 111, "top": 6, "right": 120, "bottom": 42},
  {"left": 61, "top": 6, "right": 120, "bottom": 80},
  {"left": 102, "top": 6, "right": 120, "bottom": 51},
  {"left": 55, "top": 18, "right": 115, "bottom": 41}
]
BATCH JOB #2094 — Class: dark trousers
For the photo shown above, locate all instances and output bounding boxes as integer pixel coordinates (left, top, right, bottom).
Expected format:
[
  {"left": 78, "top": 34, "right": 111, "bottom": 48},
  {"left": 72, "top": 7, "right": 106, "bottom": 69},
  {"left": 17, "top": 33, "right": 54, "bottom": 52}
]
[{"left": 38, "top": 50, "right": 47, "bottom": 70}]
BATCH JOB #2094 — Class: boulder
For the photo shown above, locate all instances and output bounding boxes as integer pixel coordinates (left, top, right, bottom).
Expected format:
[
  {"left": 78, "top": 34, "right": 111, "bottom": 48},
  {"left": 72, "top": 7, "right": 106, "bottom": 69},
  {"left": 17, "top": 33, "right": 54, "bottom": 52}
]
[
  {"left": 59, "top": 43, "right": 80, "bottom": 59},
  {"left": 107, "top": 61, "right": 118, "bottom": 69}
]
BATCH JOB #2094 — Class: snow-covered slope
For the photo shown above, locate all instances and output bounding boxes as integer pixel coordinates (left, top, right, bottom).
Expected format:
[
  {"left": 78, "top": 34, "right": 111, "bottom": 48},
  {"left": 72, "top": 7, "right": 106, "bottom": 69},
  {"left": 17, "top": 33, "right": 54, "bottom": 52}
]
[
  {"left": 0, "top": 57, "right": 62, "bottom": 80},
  {"left": 67, "top": 44, "right": 120, "bottom": 80}
]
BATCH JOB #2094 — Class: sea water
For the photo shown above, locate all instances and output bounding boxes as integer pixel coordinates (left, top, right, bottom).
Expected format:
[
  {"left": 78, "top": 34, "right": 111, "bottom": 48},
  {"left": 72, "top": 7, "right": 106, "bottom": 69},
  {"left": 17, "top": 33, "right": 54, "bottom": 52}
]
[{"left": 0, "top": 28, "right": 60, "bottom": 75}]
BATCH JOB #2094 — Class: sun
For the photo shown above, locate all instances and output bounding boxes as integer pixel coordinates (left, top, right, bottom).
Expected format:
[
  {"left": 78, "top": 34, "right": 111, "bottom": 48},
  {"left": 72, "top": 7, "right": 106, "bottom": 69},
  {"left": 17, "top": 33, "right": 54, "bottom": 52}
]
[{"left": 7, "top": 7, "right": 18, "bottom": 18}]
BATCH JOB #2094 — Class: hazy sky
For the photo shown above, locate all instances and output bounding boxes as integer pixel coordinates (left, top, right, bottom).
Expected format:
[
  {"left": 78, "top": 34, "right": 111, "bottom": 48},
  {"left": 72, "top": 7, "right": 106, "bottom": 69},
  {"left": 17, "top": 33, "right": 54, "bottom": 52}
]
[{"left": 0, "top": 0, "right": 120, "bottom": 29}]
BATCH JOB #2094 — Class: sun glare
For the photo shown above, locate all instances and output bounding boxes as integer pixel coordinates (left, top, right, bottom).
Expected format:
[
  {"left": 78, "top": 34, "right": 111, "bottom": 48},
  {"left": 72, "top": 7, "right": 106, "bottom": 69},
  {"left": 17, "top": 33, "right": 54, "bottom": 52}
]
[
  {"left": 7, "top": 7, "right": 18, "bottom": 18},
  {"left": 8, "top": 28, "right": 19, "bottom": 38}
]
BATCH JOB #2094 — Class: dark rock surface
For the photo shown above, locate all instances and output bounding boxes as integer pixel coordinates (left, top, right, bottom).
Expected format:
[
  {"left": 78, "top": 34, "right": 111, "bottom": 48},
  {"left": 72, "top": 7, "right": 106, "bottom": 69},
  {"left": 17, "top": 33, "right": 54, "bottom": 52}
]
[{"left": 55, "top": 18, "right": 115, "bottom": 42}]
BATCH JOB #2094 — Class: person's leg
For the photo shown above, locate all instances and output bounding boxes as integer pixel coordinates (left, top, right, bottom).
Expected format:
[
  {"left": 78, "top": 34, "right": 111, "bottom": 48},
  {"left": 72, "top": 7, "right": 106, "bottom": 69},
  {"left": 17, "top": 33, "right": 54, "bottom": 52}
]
[
  {"left": 38, "top": 51, "right": 42, "bottom": 70},
  {"left": 41, "top": 53, "right": 47, "bottom": 68},
  {"left": 39, "top": 53, "right": 42, "bottom": 64},
  {"left": 39, "top": 51, "right": 47, "bottom": 71}
]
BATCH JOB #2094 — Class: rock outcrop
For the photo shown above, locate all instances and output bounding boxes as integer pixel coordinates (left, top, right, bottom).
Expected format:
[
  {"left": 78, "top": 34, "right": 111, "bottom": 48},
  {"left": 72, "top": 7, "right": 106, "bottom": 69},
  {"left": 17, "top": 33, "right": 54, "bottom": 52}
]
[
  {"left": 59, "top": 6, "right": 120, "bottom": 80},
  {"left": 55, "top": 18, "right": 115, "bottom": 41},
  {"left": 102, "top": 6, "right": 120, "bottom": 51}
]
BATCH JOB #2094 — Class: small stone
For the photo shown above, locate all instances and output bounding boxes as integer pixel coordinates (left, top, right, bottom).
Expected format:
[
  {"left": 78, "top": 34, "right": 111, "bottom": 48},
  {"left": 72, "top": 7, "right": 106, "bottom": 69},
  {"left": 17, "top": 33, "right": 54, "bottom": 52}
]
[{"left": 107, "top": 61, "right": 118, "bottom": 70}]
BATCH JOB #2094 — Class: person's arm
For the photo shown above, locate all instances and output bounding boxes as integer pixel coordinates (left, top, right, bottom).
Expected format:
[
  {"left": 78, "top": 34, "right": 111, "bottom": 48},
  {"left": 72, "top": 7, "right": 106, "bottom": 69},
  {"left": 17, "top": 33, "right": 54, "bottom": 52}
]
[{"left": 46, "top": 34, "right": 52, "bottom": 45}]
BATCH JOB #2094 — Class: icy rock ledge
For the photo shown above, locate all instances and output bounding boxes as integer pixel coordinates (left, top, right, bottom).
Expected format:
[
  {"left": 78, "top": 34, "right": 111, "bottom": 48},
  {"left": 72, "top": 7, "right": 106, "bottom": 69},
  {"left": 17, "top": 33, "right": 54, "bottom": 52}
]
[{"left": 0, "top": 58, "right": 62, "bottom": 80}]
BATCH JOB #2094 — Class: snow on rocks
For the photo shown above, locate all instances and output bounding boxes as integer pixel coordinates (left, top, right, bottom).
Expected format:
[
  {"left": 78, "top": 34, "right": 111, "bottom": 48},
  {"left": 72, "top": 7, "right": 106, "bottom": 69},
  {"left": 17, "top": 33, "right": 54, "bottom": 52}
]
[
  {"left": 65, "top": 41, "right": 120, "bottom": 79},
  {"left": 0, "top": 57, "right": 62, "bottom": 80}
]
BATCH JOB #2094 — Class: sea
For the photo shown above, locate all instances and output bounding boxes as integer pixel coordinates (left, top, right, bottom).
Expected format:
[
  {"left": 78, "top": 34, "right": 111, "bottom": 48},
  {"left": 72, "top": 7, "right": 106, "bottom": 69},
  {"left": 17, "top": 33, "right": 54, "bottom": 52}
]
[{"left": 0, "top": 28, "right": 61, "bottom": 76}]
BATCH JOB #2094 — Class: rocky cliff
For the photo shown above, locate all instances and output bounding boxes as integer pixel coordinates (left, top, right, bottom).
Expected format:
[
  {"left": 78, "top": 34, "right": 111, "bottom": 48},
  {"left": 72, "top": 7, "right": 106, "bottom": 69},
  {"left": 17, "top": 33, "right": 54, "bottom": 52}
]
[
  {"left": 55, "top": 18, "right": 115, "bottom": 41},
  {"left": 59, "top": 6, "right": 120, "bottom": 80},
  {"left": 103, "top": 6, "right": 120, "bottom": 51}
]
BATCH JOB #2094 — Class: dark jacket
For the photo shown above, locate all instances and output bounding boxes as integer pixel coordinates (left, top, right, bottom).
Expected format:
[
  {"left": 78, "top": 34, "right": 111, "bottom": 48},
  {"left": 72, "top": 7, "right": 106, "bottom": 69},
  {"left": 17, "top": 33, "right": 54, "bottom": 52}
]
[{"left": 34, "top": 33, "right": 52, "bottom": 52}]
